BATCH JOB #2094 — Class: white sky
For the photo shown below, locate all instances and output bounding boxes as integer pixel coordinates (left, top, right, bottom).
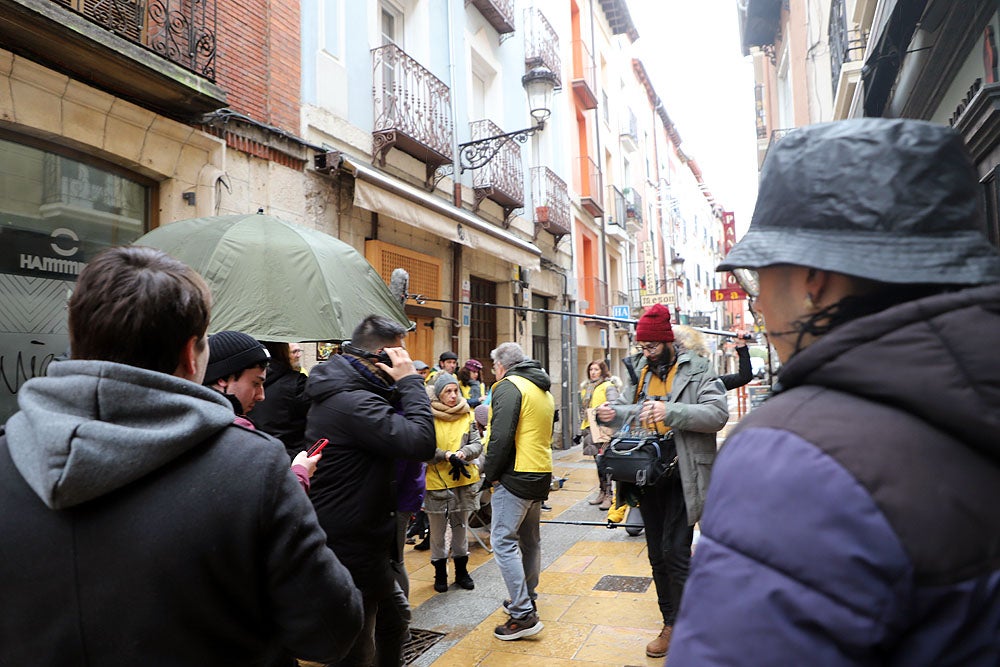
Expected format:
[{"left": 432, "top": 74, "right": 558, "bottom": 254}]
[{"left": 626, "top": 0, "right": 759, "bottom": 233}]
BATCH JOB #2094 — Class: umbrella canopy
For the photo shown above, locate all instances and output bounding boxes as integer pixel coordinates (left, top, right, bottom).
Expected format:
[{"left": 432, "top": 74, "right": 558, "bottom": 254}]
[{"left": 134, "top": 214, "right": 409, "bottom": 342}]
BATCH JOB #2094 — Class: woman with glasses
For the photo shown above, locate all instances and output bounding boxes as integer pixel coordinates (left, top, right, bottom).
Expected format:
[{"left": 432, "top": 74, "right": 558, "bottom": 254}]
[{"left": 670, "top": 119, "right": 1000, "bottom": 666}]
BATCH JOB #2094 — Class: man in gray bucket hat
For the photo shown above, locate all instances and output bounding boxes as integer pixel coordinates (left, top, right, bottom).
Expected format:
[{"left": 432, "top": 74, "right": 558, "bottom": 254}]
[{"left": 669, "top": 119, "right": 1000, "bottom": 666}]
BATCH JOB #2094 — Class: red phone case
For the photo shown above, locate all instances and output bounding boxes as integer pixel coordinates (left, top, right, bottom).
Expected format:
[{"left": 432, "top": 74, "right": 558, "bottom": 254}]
[{"left": 307, "top": 438, "right": 329, "bottom": 456}]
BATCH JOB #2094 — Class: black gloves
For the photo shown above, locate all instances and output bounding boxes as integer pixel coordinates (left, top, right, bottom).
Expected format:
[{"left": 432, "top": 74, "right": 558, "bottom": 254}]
[{"left": 448, "top": 453, "right": 471, "bottom": 482}]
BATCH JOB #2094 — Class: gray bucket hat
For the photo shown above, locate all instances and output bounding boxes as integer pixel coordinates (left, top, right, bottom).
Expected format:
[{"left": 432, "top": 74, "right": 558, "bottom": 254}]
[{"left": 717, "top": 118, "right": 1000, "bottom": 285}]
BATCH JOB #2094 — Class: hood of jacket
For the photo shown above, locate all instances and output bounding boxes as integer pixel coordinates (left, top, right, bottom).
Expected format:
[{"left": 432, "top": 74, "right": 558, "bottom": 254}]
[
  {"left": 304, "top": 353, "right": 398, "bottom": 405},
  {"left": 504, "top": 359, "right": 551, "bottom": 393},
  {"left": 673, "top": 325, "right": 709, "bottom": 358},
  {"left": 777, "top": 283, "right": 1000, "bottom": 463},
  {"left": 4, "top": 360, "right": 236, "bottom": 510}
]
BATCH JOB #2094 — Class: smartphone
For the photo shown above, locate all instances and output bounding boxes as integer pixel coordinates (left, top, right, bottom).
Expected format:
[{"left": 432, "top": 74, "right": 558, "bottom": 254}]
[{"left": 307, "top": 438, "right": 329, "bottom": 456}]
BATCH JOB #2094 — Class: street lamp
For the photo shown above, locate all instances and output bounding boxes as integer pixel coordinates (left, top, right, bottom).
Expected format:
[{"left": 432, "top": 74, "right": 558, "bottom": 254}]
[{"left": 456, "top": 65, "right": 559, "bottom": 172}]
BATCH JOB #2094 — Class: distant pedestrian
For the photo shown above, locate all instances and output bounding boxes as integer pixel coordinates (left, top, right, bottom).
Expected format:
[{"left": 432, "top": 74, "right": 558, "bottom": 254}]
[
  {"left": 579, "top": 359, "right": 618, "bottom": 510},
  {"left": 483, "top": 342, "right": 555, "bottom": 641},
  {"left": 456, "top": 358, "right": 484, "bottom": 408},
  {"left": 425, "top": 350, "right": 458, "bottom": 386},
  {"left": 0, "top": 246, "right": 362, "bottom": 665},
  {"left": 252, "top": 341, "right": 310, "bottom": 457},
  {"left": 670, "top": 118, "right": 1000, "bottom": 665}
]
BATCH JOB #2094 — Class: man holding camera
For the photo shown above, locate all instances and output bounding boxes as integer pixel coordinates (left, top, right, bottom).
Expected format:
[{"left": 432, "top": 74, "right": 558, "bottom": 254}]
[
  {"left": 595, "top": 304, "right": 728, "bottom": 659},
  {"left": 304, "top": 315, "right": 436, "bottom": 667}
]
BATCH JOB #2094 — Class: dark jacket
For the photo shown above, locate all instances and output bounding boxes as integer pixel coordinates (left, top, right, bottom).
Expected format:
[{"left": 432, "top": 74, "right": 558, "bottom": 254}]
[
  {"left": 482, "top": 360, "right": 555, "bottom": 500},
  {"left": 251, "top": 364, "right": 309, "bottom": 456},
  {"left": 0, "top": 360, "right": 363, "bottom": 666},
  {"left": 304, "top": 354, "right": 435, "bottom": 591},
  {"left": 671, "top": 284, "right": 1000, "bottom": 665}
]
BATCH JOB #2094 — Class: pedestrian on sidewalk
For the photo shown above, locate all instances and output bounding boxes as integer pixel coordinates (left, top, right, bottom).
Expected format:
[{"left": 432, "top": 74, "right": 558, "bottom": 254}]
[
  {"left": 670, "top": 118, "right": 1000, "bottom": 666},
  {"left": 579, "top": 359, "right": 618, "bottom": 510},
  {"left": 482, "top": 342, "right": 555, "bottom": 641},
  {"left": 425, "top": 372, "right": 483, "bottom": 593},
  {"left": 596, "top": 304, "right": 728, "bottom": 659},
  {"left": 0, "top": 246, "right": 362, "bottom": 665}
]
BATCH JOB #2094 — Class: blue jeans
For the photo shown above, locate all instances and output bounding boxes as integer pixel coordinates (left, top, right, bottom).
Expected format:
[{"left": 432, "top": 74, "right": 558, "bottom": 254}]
[{"left": 490, "top": 484, "right": 542, "bottom": 619}]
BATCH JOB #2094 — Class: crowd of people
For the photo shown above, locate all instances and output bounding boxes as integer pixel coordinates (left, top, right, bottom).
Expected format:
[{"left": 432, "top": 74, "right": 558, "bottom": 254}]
[{"left": 1, "top": 118, "right": 997, "bottom": 666}]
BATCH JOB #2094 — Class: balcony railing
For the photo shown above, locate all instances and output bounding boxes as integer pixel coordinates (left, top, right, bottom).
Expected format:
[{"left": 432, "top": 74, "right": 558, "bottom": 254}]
[
  {"left": 469, "top": 0, "right": 515, "bottom": 34},
  {"left": 471, "top": 119, "right": 524, "bottom": 227},
  {"left": 372, "top": 43, "right": 454, "bottom": 187},
  {"left": 626, "top": 188, "right": 642, "bottom": 223},
  {"left": 620, "top": 109, "right": 639, "bottom": 150},
  {"left": 524, "top": 7, "right": 562, "bottom": 90},
  {"left": 575, "top": 156, "right": 603, "bottom": 217},
  {"left": 578, "top": 276, "right": 608, "bottom": 316},
  {"left": 52, "top": 0, "right": 218, "bottom": 79},
  {"left": 571, "top": 38, "right": 597, "bottom": 110},
  {"left": 829, "top": 0, "right": 867, "bottom": 96},
  {"left": 532, "top": 166, "right": 570, "bottom": 238},
  {"left": 606, "top": 185, "right": 626, "bottom": 227}
]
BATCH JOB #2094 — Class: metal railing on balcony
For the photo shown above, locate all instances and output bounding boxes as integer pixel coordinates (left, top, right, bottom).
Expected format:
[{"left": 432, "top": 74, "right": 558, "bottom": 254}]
[
  {"left": 469, "top": 0, "right": 515, "bottom": 34},
  {"left": 575, "top": 156, "right": 603, "bottom": 217},
  {"left": 52, "top": 0, "right": 218, "bottom": 79},
  {"left": 606, "top": 185, "right": 626, "bottom": 228},
  {"left": 620, "top": 109, "right": 639, "bottom": 149},
  {"left": 532, "top": 166, "right": 570, "bottom": 238},
  {"left": 829, "top": 0, "right": 867, "bottom": 96},
  {"left": 372, "top": 44, "right": 454, "bottom": 186},
  {"left": 578, "top": 276, "right": 608, "bottom": 316},
  {"left": 471, "top": 119, "right": 524, "bottom": 226},
  {"left": 571, "top": 38, "right": 597, "bottom": 109},
  {"left": 524, "top": 7, "right": 562, "bottom": 90},
  {"left": 626, "top": 188, "right": 642, "bottom": 223}
]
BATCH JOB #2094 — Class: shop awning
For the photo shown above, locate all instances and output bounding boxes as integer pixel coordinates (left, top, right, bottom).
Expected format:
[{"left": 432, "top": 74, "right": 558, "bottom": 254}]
[{"left": 344, "top": 159, "right": 542, "bottom": 271}]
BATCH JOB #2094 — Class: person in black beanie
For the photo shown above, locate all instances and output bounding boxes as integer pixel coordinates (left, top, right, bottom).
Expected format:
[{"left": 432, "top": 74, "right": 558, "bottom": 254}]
[{"left": 203, "top": 330, "right": 270, "bottom": 428}]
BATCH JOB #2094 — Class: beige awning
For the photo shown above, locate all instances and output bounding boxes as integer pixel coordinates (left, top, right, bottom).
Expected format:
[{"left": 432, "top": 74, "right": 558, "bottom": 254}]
[{"left": 346, "top": 160, "right": 541, "bottom": 271}]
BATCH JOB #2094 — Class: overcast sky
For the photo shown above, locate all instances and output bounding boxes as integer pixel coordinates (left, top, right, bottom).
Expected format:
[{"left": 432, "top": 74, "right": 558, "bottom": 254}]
[{"left": 627, "top": 0, "right": 759, "bottom": 233}]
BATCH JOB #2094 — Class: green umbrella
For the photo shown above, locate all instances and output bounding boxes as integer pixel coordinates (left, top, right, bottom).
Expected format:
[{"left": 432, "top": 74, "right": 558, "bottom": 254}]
[{"left": 134, "top": 213, "right": 409, "bottom": 342}]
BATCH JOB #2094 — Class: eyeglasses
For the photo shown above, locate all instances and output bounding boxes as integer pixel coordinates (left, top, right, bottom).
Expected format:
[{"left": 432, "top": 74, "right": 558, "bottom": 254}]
[{"left": 636, "top": 343, "right": 663, "bottom": 353}]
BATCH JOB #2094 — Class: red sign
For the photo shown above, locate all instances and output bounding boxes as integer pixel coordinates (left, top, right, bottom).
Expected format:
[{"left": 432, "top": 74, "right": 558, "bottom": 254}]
[
  {"left": 722, "top": 211, "right": 737, "bottom": 254},
  {"left": 711, "top": 288, "right": 748, "bottom": 302}
]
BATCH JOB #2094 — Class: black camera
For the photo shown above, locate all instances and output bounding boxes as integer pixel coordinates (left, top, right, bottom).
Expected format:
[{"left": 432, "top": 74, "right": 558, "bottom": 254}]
[{"left": 343, "top": 343, "right": 393, "bottom": 367}]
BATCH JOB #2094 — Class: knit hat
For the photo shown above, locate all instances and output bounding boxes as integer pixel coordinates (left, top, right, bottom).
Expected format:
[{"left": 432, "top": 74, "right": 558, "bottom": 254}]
[
  {"left": 635, "top": 304, "right": 674, "bottom": 343},
  {"left": 464, "top": 359, "right": 483, "bottom": 371},
  {"left": 474, "top": 403, "right": 489, "bottom": 428},
  {"left": 439, "top": 351, "right": 458, "bottom": 362},
  {"left": 433, "top": 372, "right": 459, "bottom": 398},
  {"left": 204, "top": 331, "right": 270, "bottom": 385}
]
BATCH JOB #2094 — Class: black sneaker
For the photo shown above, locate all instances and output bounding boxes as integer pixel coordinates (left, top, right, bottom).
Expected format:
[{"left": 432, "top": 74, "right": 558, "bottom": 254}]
[
  {"left": 502, "top": 598, "right": 537, "bottom": 613},
  {"left": 494, "top": 612, "right": 543, "bottom": 640},
  {"left": 540, "top": 502, "right": 552, "bottom": 512}
]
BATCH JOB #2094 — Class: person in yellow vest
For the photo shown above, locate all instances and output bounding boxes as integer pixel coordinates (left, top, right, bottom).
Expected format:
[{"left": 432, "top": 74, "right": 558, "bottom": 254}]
[
  {"left": 595, "top": 304, "right": 728, "bottom": 660},
  {"left": 424, "top": 351, "right": 458, "bottom": 387},
  {"left": 424, "top": 372, "right": 483, "bottom": 594},
  {"left": 579, "top": 359, "right": 619, "bottom": 510},
  {"left": 482, "top": 341, "right": 554, "bottom": 642}
]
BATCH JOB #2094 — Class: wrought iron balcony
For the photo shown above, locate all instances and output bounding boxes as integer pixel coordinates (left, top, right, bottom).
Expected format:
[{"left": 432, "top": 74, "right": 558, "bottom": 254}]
[
  {"left": 625, "top": 188, "right": 642, "bottom": 223},
  {"left": 470, "top": 119, "right": 524, "bottom": 227},
  {"left": 1, "top": 0, "right": 224, "bottom": 115},
  {"left": 571, "top": 38, "right": 597, "bottom": 110},
  {"left": 532, "top": 166, "right": 570, "bottom": 239},
  {"left": 606, "top": 185, "right": 626, "bottom": 228},
  {"left": 524, "top": 7, "right": 561, "bottom": 91},
  {"left": 829, "top": 0, "right": 866, "bottom": 97},
  {"left": 575, "top": 156, "right": 603, "bottom": 217},
  {"left": 620, "top": 109, "right": 639, "bottom": 151},
  {"left": 469, "top": 0, "right": 515, "bottom": 35},
  {"left": 372, "top": 43, "right": 454, "bottom": 189},
  {"left": 578, "top": 276, "right": 608, "bottom": 316}
]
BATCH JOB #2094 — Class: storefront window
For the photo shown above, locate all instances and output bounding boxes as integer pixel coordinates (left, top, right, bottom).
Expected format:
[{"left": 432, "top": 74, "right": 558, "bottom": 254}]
[{"left": 0, "top": 138, "right": 149, "bottom": 422}]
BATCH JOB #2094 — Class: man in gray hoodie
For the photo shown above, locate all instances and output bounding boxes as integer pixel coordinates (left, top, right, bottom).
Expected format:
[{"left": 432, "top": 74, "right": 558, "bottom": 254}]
[{"left": 0, "top": 245, "right": 363, "bottom": 666}]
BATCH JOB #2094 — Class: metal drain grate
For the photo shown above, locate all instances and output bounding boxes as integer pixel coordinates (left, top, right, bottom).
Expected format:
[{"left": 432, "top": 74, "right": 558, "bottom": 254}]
[
  {"left": 593, "top": 574, "right": 653, "bottom": 593},
  {"left": 402, "top": 627, "right": 447, "bottom": 665}
]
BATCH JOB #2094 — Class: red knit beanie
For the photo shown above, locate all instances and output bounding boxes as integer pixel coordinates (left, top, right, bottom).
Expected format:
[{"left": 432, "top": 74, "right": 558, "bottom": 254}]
[{"left": 635, "top": 304, "right": 674, "bottom": 343}]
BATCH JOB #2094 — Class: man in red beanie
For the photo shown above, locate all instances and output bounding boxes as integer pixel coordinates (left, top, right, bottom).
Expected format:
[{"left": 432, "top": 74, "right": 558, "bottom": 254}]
[{"left": 596, "top": 303, "right": 728, "bottom": 660}]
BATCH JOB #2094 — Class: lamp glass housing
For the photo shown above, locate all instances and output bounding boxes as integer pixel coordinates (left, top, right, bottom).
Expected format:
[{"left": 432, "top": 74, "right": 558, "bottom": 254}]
[{"left": 522, "top": 67, "right": 557, "bottom": 124}]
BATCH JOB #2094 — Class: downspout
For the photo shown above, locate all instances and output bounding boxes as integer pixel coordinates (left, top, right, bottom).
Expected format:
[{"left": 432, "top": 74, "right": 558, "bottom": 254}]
[
  {"left": 446, "top": 0, "right": 462, "bottom": 345},
  {"left": 589, "top": 0, "right": 611, "bottom": 363}
]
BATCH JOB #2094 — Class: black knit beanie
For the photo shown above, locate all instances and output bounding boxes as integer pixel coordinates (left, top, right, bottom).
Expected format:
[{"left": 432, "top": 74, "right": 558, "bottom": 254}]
[{"left": 204, "top": 331, "right": 270, "bottom": 385}]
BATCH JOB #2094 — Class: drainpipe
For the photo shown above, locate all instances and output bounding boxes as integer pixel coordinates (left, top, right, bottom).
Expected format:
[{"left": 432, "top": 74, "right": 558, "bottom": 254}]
[
  {"left": 589, "top": 0, "right": 611, "bottom": 364},
  {"left": 446, "top": 0, "right": 462, "bottom": 208}
]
